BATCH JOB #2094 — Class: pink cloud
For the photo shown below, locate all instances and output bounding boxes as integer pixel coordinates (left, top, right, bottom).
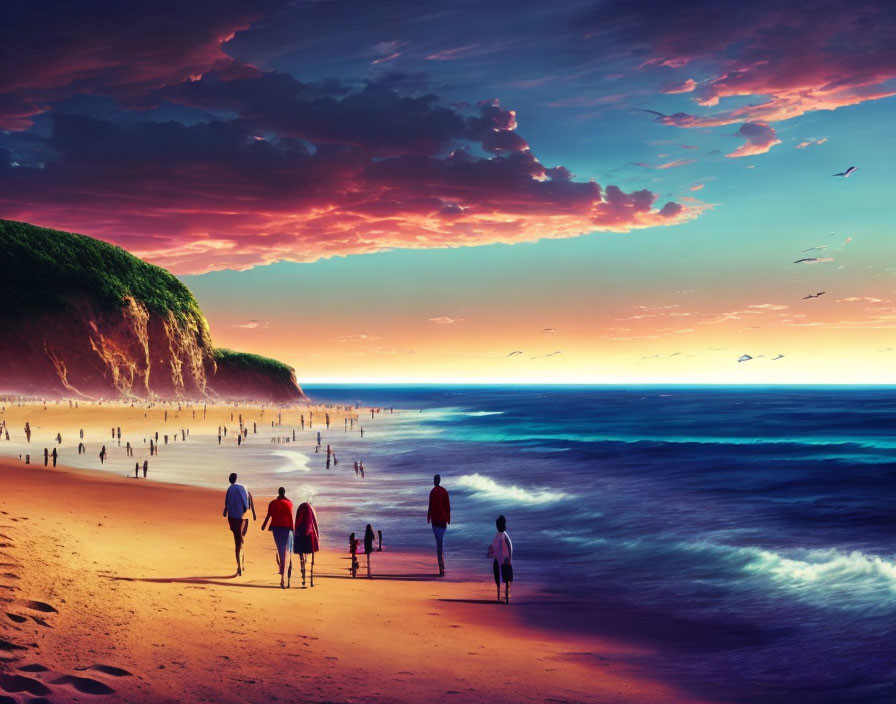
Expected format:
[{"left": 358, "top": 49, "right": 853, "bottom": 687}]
[
  {"left": 689, "top": 184, "right": 704, "bottom": 191},
  {"left": 726, "top": 122, "right": 781, "bottom": 158},
  {"left": 609, "top": 2, "right": 896, "bottom": 153},
  {"left": 663, "top": 79, "right": 697, "bottom": 94},
  {"left": 795, "top": 137, "right": 829, "bottom": 149},
  {"left": 1, "top": 110, "right": 703, "bottom": 274}
]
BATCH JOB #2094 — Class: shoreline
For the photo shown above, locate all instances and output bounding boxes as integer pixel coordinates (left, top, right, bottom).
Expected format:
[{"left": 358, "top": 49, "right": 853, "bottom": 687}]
[{"left": 0, "top": 459, "right": 713, "bottom": 703}]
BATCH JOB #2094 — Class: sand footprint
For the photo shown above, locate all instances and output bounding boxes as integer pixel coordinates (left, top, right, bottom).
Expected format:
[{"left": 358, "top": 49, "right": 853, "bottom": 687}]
[
  {"left": 90, "top": 664, "right": 133, "bottom": 677},
  {"left": 0, "top": 673, "right": 52, "bottom": 696},
  {"left": 52, "top": 675, "right": 116, "bottom": 695},
  {"left": 5, "top": 613, "right": 26, "bottom": 624},
  {"left": 17, "top": 600, "right": 57, "bottom": 614}
]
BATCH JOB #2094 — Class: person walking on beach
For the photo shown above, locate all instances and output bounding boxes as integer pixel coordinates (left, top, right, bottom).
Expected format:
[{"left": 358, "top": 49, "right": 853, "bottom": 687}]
[
  {"left": 143, "top": 460, "right": 148, "bottom": 478},
  {"left": 293, "top": 501, "right": 320, "bottom": 587},
  {"left": 135, "top": 463, "right": 139, "bottom": 478},
  {"left": 51, "top": 447, "right": 57, "bottom": 467},
  {"left": 364, "top": 524, "right": 375, "bottom": 578},
  {"left": 99, "top": 445, "right": 107, "bottom": 464},
  {"left": 487, "top": 515, "right": 513, "bottom": 604},
  {"left": 427, "top": 474, "right": 451, "bottom": 577},
  {"left": 261, "top": 487, "right": 294, "bottom": 589},
  {"left": 223, "top": 473, "right": 255, "bottom": 576},
  {"left": 43, "top": 448, "right": 49, "bottom": 466}
]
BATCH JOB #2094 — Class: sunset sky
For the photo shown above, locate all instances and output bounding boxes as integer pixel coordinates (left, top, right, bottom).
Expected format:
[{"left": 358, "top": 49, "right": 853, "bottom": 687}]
[{"left": 2, "top": 0, "right": 894, "bottom": 383}]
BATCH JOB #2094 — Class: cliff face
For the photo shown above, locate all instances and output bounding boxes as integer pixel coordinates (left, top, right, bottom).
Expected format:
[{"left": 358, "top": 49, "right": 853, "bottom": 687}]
[{"left": 0, "top": 220, "right": 304, "bottom": 402}]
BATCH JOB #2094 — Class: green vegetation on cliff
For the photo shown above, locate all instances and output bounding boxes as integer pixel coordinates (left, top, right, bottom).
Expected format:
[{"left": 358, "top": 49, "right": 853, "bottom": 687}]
[
  {"left": 214, "top": 349, "right": 295, "bottom": 379},
  {"left": 0, "top": 219, "right": 203, "bottom": 324}
]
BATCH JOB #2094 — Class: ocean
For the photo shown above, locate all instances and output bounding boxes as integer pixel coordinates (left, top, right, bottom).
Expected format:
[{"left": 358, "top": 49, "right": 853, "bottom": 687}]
[
  {"left": 299, "top": 385, "right": 896, "bottom": 704},
  {"left": 6, "top": 385, "right": 895, "bottom": 702}
]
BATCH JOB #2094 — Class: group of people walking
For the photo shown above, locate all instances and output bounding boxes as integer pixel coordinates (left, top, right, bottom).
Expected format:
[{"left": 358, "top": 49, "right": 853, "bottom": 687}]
[
  {"left": 224, "top": 472, "right": 514, "bottom": 603},
  {"left": 223, "top": 473, "right": 320, "bottom": 589}
]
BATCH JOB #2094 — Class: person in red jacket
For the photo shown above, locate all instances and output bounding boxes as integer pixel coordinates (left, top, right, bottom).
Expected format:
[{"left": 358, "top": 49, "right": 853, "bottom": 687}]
[
  {"left": 261, "top": 487, "right": 294, "bottom": 589},
  {"left": 427, "top": 473, "right": 450, "bottom": 576}
]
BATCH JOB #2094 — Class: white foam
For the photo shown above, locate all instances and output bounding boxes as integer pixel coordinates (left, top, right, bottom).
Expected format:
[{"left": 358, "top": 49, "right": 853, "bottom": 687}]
[
  {"left": 465, "top": 411, "right": 504, "bottom": 416},
  {"left": 685, "top": 541, "right": 896, "bottom": 612},
  {"left": 269, "top": 449, "right": 312, "bottom": 473},
  {"left": 455, "top": 472, "right": 570, "bottom": 504}
]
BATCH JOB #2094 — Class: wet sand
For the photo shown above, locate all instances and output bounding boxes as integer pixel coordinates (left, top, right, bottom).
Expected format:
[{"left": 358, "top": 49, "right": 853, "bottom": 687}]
[{"left": 0, "top": 456, "right": 714, "bottom": 703}]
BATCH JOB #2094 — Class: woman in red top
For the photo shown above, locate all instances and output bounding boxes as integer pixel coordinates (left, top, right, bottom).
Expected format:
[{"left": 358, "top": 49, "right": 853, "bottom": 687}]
[
  {"left": 293, "top": 501, "right": 320, "bottom": 587},
  {"left": 261, "top": 487, "right": 294, "bottom": 588}
]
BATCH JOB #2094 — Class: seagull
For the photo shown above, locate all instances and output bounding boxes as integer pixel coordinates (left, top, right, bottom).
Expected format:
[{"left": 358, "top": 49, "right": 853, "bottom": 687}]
[
  {"left": 737, "top": 354, "right": 753, "bottom": 363},
  {"left": 506, "top": 351, "right": 522, "bottom": 357},
  {"left": 831, "top": 166, "right": 857, "bottom": 177},
  {"left": 771, "top": 354, "right": 785, "bottom": 360},
  {"left": 802, "top": 292, "right": 826, "bottom": 299}
]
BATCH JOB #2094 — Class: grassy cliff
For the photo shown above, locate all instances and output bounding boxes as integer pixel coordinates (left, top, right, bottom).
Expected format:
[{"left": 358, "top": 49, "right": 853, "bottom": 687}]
[
  {"left": 0, "top": 219, "right": 202, "bottom": 323},
  {"left": 0, "top": 219, "right": 303, "bottom": 400}
]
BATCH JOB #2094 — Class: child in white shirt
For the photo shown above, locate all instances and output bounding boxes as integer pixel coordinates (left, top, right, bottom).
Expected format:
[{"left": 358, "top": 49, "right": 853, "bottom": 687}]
[{"left": 487, "top": 515, "right": 513, "bottom": 604}]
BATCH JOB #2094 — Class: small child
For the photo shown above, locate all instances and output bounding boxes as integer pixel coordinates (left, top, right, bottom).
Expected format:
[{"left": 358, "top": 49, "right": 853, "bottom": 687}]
[{"left": 487, "top": 515, "right": 513, "bottom": 604}]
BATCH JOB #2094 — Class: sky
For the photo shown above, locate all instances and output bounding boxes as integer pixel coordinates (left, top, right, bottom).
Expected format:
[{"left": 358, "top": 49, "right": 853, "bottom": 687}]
[{"left": 1, "top": 0, "right": 895, "bottom": 383}]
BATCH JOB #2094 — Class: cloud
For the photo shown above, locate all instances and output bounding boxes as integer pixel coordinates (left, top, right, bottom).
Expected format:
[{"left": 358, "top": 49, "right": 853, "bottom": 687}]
[
  {"left": 689, "top": 184, "right": 705, "bottom": 191},
  {"left": 1, "top": 102, "right": 700, "bottom": 273},
  {"left": 747, "top": 304, "right": 788, "bottom": 311},
  {"left": 662, "top": 79, "right": 697, "bottom": 94},
  {"left": 635, "top": 158, "right": 696, "bottom": 169},
  {"left": 0, "top": 1, "right": 278, "bottom": 130},
  {"left": 599, "top": 1, "right": 896, "bottom": 154},
  {"left": 795, "top": 137, "right": 829, "bottom": 149},
  {"left": 428, "top": 316, "right": 464, "bottom": 324},
  {"left": 726, "top": 123, "right": 781, "bottom": 158},
  {"left": 233, "top": 319, "right": 269, "bottom": 329},
  {"left": 332, "top": 334, "right": 381, "bottom": 342}
]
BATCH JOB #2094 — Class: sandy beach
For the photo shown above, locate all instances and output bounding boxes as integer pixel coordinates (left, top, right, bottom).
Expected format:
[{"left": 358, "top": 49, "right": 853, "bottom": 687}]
[{"left": 0, "top": 453, "right": 715, "bottom": 703}]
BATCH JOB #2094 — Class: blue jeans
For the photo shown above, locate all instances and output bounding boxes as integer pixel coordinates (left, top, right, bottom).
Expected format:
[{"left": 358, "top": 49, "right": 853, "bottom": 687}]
[
  {"left": 272, "top": 527, "right": 294, "bottom": 575},
  {"left": 432, "top": 525, "right": 446, "bottom": 559}
]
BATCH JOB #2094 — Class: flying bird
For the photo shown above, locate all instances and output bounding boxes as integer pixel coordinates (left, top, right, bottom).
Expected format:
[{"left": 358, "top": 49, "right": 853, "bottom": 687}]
[
  {"left": 737, "top": 354, "right": 753, "bottom": 363},
  {"left": 793, "top": 257, "right": 833, "bottom": 264},
  {"left": 802, "top": 292, "right": 826, "bottom": 299},
  {"left": 771, "top": 354, "right": 785, "bottom": 360},
  {"left": 506, "top": 351, "right": 522, "bottom": 357},
  {"left": 831, "top": 166, "right": 857, "bottom": 177}
]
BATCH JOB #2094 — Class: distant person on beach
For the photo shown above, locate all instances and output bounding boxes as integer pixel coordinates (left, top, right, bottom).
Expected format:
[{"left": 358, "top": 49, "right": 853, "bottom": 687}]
[
  {"left": 261, "top": 487, "right": 294, "bottom": 589},
  {"left": 143, "top": 460, "right": 148, "bottom": 478},
  {"left": 293, "top": 501, "right": 320, "bottom": 587},
  {"left": 51, "top": 447, "right": 57, "bottom": 467},
  {"left": 427, "top": 474, "right": 451, "bottom": 577},
  {"left": 135, "top": 463, "right": 139, "bottom": 478},
  {"left": 349, "top": 532, "right": 360, "bottom": 578},
  {"left": 43, "top": 448, "right": 49, "bottom": 466},
  {"left": 99, "top": 445, "right": 107, "bottom": 464},
  {"left": 487, "top": 515, "right": 513, "bottom": 604},
  {"left": 223, "top": 473, "right": 255, "bottom": 576},
  {"left": 364, "top": 524, "right": 375, "bottom": 578}
]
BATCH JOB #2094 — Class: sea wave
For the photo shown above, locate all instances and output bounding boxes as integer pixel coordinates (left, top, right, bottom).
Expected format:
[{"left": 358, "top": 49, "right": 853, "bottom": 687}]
[
  {"left": 455, "top": 472, "right": 570, "bottom": 504},
  {"left": 465, "top": 411, "right": 504, "bottom": 416},
  {"left": 679, "top": 541, "right": 896, "bottom": 613},
  {"left": 269, "top": 449, "right": 312, "bottom": 473}
]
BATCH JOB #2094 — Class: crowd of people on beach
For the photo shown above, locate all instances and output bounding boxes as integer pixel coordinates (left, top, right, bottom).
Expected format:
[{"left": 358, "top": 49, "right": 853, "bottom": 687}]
[{"left": 2, "top": 397, "right": 515, "bottom": 602}]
